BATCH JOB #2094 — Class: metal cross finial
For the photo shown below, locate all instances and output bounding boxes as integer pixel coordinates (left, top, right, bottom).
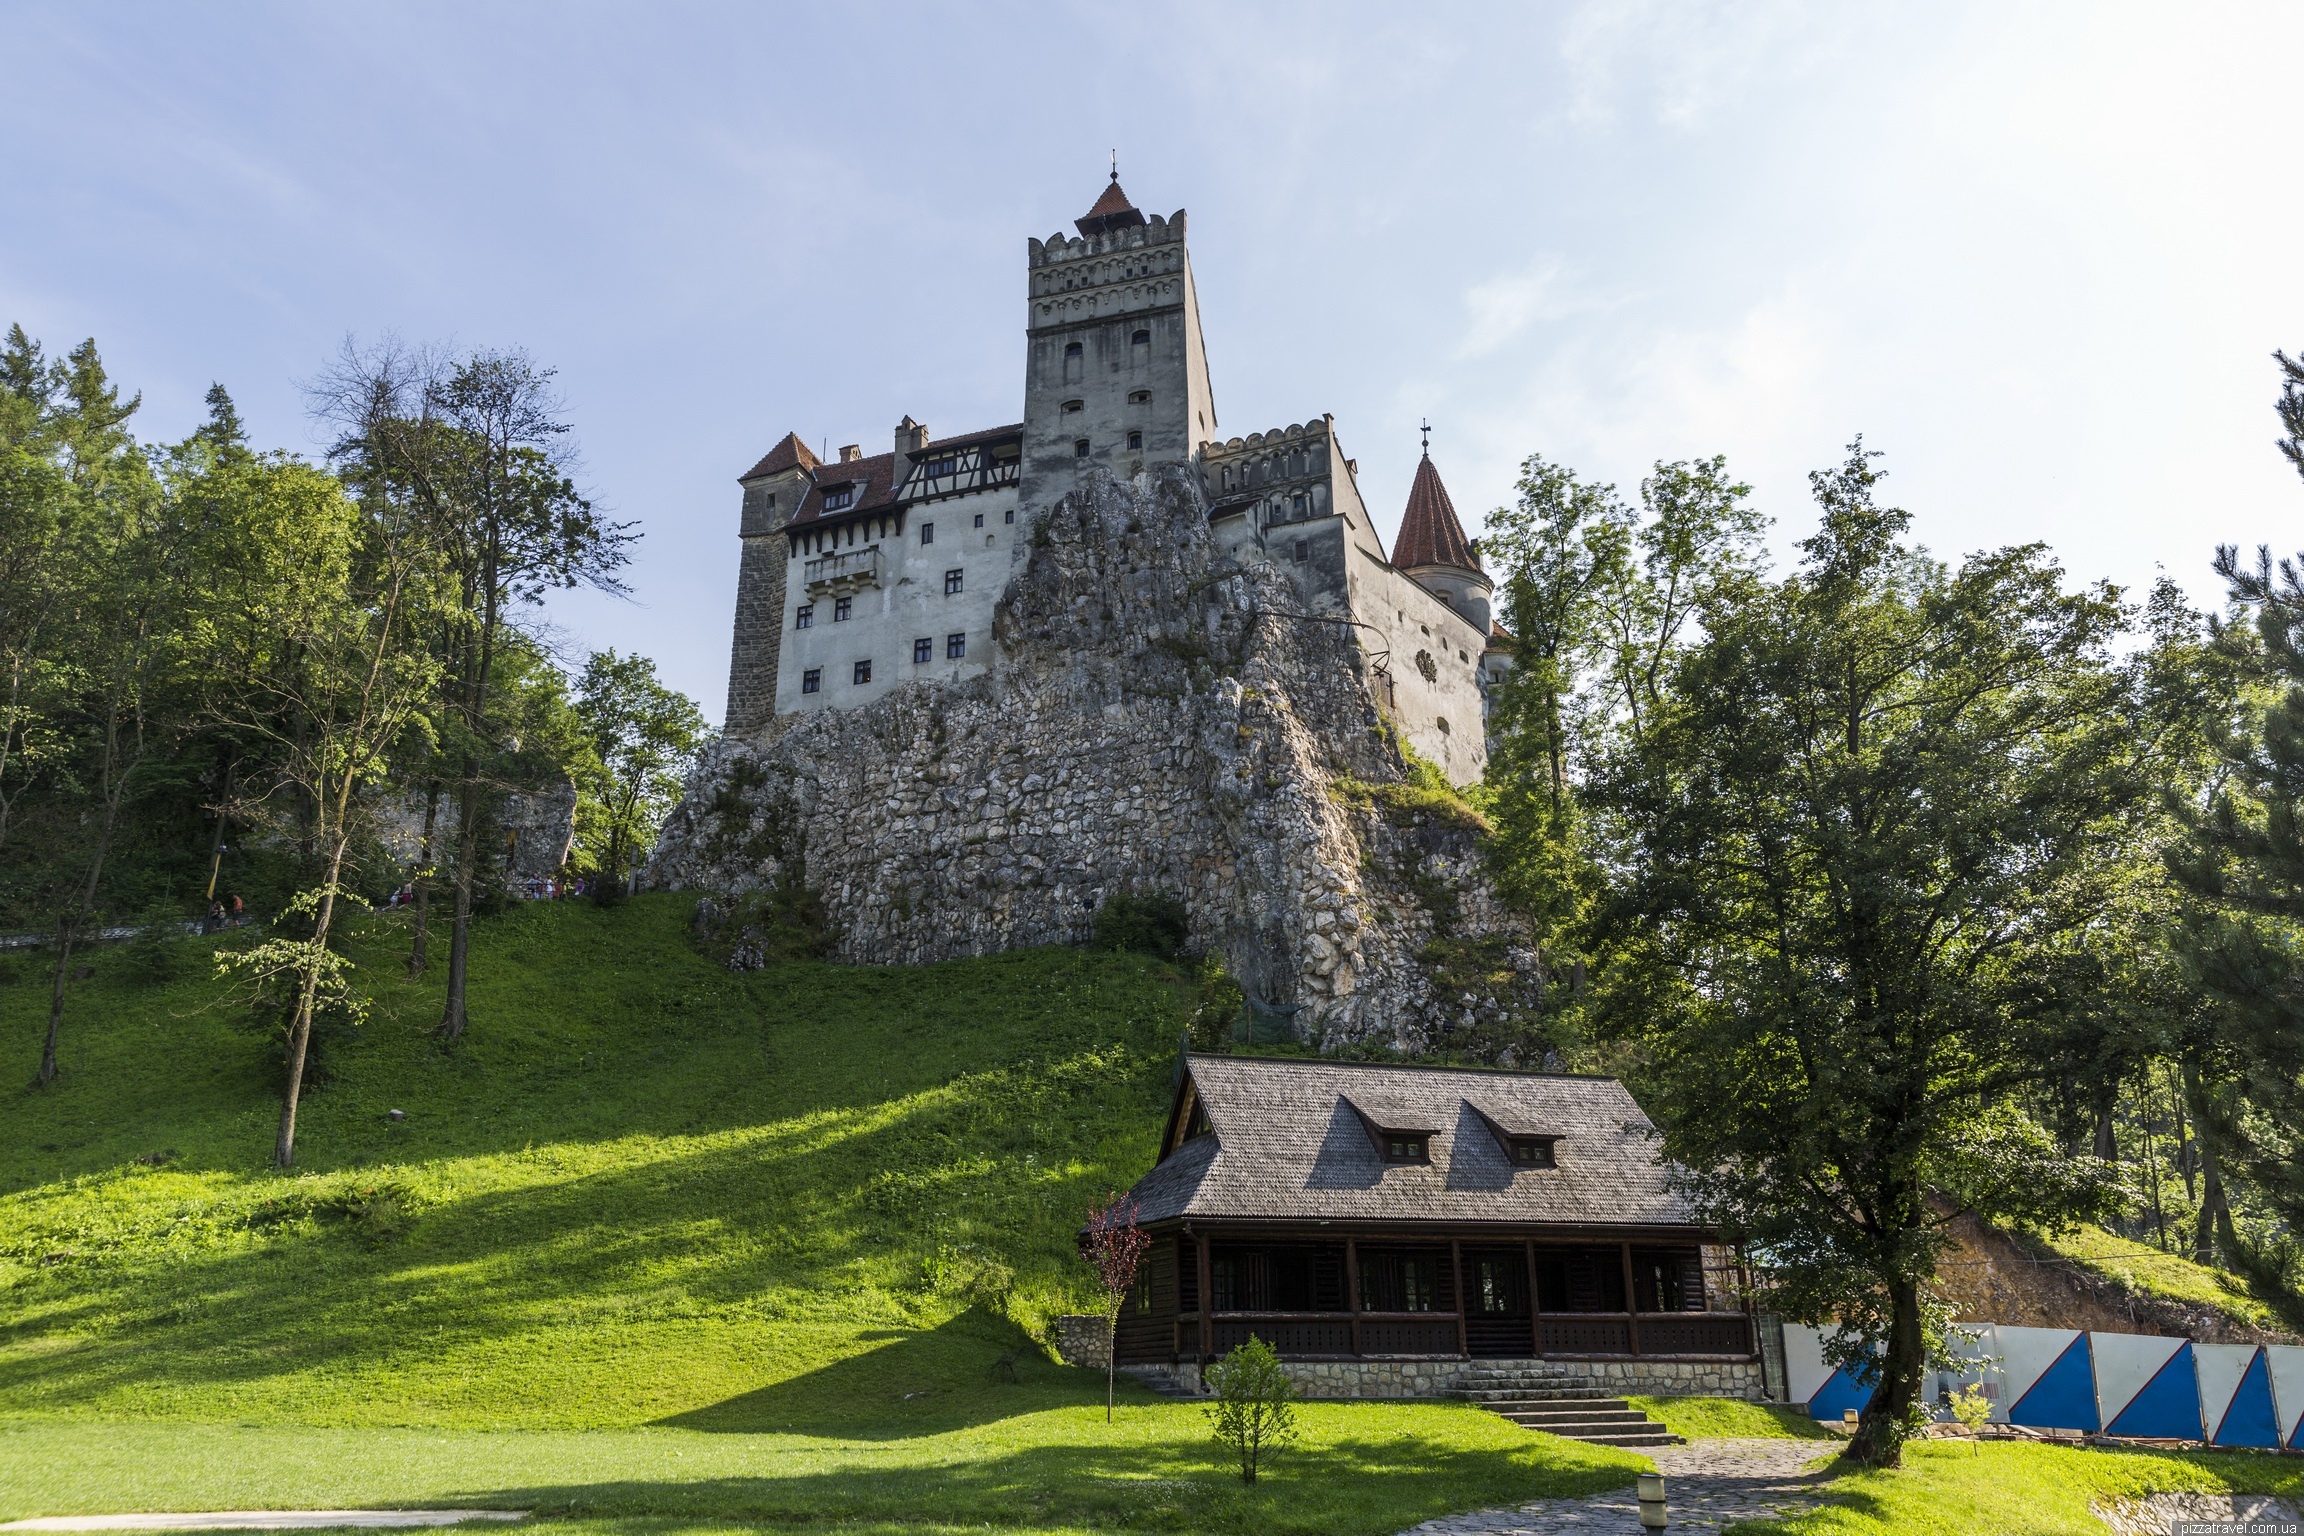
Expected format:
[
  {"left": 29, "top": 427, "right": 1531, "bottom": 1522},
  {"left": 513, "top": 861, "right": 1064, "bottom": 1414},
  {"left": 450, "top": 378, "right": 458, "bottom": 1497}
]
[
  {"left": 1111, "top": 149, "right": 1119, "bottom": 183},
  {"left": 1420, "top": 418, "right": 1431, "bottom": 454}
]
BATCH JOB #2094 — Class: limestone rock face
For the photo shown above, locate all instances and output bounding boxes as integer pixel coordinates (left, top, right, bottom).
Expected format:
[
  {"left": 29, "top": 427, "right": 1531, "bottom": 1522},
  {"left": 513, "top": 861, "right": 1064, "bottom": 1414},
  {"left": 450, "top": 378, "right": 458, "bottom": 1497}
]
[{"left": 649, "top": 465, "right": 1536, "bottom": 1050}]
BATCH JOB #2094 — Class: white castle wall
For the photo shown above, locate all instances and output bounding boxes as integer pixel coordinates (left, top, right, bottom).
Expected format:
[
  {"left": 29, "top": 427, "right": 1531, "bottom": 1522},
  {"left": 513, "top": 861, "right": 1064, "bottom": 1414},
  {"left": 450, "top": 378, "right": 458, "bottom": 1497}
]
[{"left": 774, "top": 482, "right": 1023, "bottom": 717}]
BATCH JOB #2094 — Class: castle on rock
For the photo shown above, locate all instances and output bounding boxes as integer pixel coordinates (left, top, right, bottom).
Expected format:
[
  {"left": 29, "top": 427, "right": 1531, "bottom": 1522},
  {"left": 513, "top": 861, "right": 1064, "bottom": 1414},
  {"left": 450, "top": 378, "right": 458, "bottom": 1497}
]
[{"left": 722, "top": 176, "right": 1510, "bottom": 784}]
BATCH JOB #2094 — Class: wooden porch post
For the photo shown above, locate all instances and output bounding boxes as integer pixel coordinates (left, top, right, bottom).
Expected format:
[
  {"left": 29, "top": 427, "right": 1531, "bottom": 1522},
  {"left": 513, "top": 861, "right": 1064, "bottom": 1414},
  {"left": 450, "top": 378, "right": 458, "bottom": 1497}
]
[
  {"left": 1344, "top": 1237, "right": 1364, "bottom": 1357},
  {"left": 1197, "top": 1231, "right": 1214, "bottom": 1363},
  {"left": 1450, "top": 1239, "right": 1469, "bottom": 1358},
  {"left": 1619, "top": 1242, "right": 1642, "bottom": 1358},
  {"left": 1524, "top": 1238, "right": 1543, "bottom": 1359}
]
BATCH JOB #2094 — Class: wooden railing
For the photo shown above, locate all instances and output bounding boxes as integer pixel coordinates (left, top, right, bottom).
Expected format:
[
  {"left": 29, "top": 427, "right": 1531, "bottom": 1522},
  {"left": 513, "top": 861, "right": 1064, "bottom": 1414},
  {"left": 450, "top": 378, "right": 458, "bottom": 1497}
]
[{"left": 1179, "top": 1309, "right": 1751, "bottom": 1361}]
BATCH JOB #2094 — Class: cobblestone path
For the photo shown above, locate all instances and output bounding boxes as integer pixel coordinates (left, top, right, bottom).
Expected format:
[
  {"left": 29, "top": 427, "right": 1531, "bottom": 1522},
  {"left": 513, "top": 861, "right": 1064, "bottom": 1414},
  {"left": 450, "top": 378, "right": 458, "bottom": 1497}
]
[{"left": 1401, "top": 1438, "right": 1839, "bottom": 1535}]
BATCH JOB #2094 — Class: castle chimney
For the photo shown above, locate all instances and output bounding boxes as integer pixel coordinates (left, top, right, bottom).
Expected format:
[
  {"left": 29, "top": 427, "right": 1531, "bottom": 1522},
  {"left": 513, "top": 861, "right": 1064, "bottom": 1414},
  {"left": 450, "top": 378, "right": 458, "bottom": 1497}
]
[
  {"left": 893, "top": 415, "right": 929, "bottom": 476},
  {"left": 840, "top": 444, "right": 863, "bottom": 463}
]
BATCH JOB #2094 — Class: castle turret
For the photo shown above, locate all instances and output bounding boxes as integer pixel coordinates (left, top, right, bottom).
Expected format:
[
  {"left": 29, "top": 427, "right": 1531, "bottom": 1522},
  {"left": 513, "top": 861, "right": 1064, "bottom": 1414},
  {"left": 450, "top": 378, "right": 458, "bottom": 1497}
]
[
  {"left": 724, "top": 431, "right": 819, "bottom": 733},
  {"left": 1393, "top": 447, "right": 1492, "bottom": 636},
  {"left": 1020, "top": 176, "right": 1216, "bottom": 517}
]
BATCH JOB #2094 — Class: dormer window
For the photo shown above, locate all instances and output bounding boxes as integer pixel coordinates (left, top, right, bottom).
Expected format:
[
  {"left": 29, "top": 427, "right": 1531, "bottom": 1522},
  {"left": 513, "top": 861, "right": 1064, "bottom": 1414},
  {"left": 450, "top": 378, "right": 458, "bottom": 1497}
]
[
  {"left": 1346, "top": 1092, "right": 1438, "bottom": 1168},
  {"left": 1508, "top": 1137, "right": 1557, "bottom": 1168},
  {"left": 1468, "top": 1101, "right": 1560, "bottom": 1171},
  {"left": 821, "top": 487, "right": 854, "bottom": 513}
]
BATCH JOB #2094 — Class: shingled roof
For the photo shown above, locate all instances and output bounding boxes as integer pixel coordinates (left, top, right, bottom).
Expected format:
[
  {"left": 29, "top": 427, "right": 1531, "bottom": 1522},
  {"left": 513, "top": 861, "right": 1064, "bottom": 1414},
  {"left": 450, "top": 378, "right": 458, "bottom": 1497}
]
[
  {"left": 1393, "top": 452, "right": 1481, "bottom": 574},
  {"left": 739, "top": 431, "right": 821, "bottom": 484},
  {"left": 1126, "top": 1054, "right": 1699, "bottom": 1231}
]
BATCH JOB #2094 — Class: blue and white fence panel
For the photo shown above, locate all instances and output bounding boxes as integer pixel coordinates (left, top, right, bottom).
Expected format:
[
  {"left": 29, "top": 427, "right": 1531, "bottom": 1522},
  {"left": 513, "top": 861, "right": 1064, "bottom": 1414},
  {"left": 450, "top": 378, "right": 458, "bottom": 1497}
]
[{"left": 1783, "top": 1322, "right": 2304, "bottom": 1447}]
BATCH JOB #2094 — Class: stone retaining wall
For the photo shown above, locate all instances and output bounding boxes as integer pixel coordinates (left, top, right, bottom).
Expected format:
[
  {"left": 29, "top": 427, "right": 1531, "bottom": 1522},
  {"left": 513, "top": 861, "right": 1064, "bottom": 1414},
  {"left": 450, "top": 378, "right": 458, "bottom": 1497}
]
[
  {"left": 1053, "top": 1314, "right": 1111, "bottom": 1370},
  {"left": 1122, "top": 1356, "right": 1768, "bottom": 1401}
]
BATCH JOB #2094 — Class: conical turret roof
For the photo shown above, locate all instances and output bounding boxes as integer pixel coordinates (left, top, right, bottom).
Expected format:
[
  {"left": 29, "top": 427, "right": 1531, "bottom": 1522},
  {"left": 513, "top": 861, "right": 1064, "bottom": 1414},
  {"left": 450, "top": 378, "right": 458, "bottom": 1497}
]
[
  {"left": 1393, "top": 451, "right": 1480, "bottom": 573},
  {"left": 1076, "top": 174, "right": 1147, "bottom": 236}
]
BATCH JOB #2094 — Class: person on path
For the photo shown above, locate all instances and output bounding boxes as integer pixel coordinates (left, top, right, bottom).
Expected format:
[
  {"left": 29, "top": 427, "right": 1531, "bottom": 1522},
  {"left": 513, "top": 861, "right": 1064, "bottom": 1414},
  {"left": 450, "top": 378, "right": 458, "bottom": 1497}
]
[
  {"left": 205, "top": 901, "right": 225, "bottom": 936},
  {"left": 228, "top": 894, "right": 244, "bottom": 927}
]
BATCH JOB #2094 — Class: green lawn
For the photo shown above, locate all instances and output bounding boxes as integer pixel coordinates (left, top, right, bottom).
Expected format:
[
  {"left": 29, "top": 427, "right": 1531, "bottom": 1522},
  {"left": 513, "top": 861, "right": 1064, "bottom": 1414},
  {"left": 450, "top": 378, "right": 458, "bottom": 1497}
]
[
  {"left": 1737, "top": 1439, "right": 2304, "bottom": 1535},
  {"left": 0, "top": 895, "right": 1643, "bottom": 1531},
  {"left": 0, "top": 1410, "right": 1643, "bottom": 1535}
]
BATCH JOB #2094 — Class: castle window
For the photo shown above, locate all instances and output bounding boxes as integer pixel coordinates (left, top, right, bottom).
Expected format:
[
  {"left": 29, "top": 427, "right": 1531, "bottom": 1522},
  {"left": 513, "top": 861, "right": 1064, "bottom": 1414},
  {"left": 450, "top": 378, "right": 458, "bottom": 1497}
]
[
  {"left": 1005, "top": 508, "right": 1016, "bottom": 524},
  {"left": 1437, "top": 716, "right": 1451, "bottom": 735},
  {"left": 834, "top": 596, "right": 853, "bottom": 622},
  {"left": 1291, "top": 492, "right": 1308, "bottom": 520},
  {"left": 1127, "top": 430, "right": 1143, "bottom": 451},
  {"left": 920, "top": 521, "right": 934, "bottom": 545},
  {"left": 1293, "top": 539, "right": 1308, "bottom": 564},
  {"left": 925, "top": 454, "right": 959, "bottom": 477},
  {"left": 944, "top": 568, "right": 964, "bottom": 595},
  {"left": 1131, "top": 328, "right": 1150, "bottom": 345},
  {"left": 973, "top": 512, "right": 984, "bottom": 529},
  {"left": 1061, "top": 399, "right": 1084, "bottom": 414},
  {"left": 1065, "top": 341, "right": 1083, "bottom": 357},
  {"left": 853, "top": 660, "right": 872, "bottom": 685},
  {"left": 802, "top": 668, "right": 821, "bottom": 694},
  {"left": 822, "top": 487, "right": 854, "bottom": 512},
  {"left": 913, "top": 637, "right": 932, "bottom": 664},
  {"left": 1129, "top": 390, "right": 1150, "bottom": 404},
  {"left": 1074, "top": 439, "right": 1090, "bottom": 458},
  {"left": 795, "top": 604, "right": 814, "bottom": 629},
  {"left": 947, "top": 632, "right": 966, "bottom": 659}
]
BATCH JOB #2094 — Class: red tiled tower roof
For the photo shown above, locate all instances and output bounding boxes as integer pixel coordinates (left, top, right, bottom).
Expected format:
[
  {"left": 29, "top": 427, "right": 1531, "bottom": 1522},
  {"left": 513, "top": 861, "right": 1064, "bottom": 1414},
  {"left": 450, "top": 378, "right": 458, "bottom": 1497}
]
[
  {"left": 739, "top": 431, "right": 820, "bottom": 483},
  {"left": 1076, "top": 175, "right": 1147, "bottom": 236},
  {"left": 1393, "top": 452, "right": 1480, "bottom": 573}
]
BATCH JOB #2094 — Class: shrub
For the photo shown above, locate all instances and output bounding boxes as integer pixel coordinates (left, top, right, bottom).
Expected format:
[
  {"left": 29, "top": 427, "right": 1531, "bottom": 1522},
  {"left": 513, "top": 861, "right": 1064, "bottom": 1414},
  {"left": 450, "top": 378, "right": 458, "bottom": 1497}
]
[
  {"left": 1090, "top": 893, "right": 1189, "bottom": 961},
  {"left": 1203, "top": 1335, "right": 1297, "bottom": 1483}
]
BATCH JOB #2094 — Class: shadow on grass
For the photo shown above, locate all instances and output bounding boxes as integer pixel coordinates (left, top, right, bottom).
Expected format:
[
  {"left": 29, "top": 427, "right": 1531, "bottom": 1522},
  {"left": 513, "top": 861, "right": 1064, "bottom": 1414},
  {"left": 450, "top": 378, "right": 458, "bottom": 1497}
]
[
  {"left": 439, "top": 1433, "right": 1636, "bottom": 1536},
  {"left": 659, "top": 1309, "right": 1123, "bottom": 1438}
]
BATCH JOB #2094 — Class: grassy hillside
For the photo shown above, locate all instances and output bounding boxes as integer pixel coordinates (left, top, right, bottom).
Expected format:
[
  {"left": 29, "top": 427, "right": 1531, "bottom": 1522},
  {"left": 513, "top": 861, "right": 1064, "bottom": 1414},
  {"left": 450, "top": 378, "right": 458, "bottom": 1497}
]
[
  {"left": 0, "top": 895, "right": 1654, "bottom": 1533},
  {"left": 0, "top": 894, "right": 1204, "bottom": 1426}
]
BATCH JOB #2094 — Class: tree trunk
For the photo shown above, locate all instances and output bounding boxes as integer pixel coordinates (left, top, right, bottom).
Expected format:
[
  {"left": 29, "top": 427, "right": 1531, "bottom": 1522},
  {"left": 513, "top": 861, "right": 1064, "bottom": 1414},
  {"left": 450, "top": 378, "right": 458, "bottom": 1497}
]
[
  {"left": 438, "top": 783, "right": 478, "bottom": 1043},
  {"left": 277, "top": 845, "right": 348, "bottom": 1168},
  {"left": 1106, "top": 1310, "right": 1118, "bottom": 1423},
  {"left": 36, "top": 738, "right": 129, "bottom": 1088},
  {"left": 408, "top": 780, "right": 439, "bottom": 976},
  {"left": 2196, "top": 1143, "right": 2232, "bottom": 1268},
  {"left": 2170, "top": 1065, "right": 2197, "bottom": 1204},
  {"left": 37, "top": 916, "right": 75, "bottom": 1087},
  {"left": 438, "top": 535, "right": 501, "bottom": 1045},
  {"left": 2092, "top": 1096, "right": 2117, "bottom": 1163},
  {"left": 1848, "top": 1275, "right": 1924, "bottom": 1468}
]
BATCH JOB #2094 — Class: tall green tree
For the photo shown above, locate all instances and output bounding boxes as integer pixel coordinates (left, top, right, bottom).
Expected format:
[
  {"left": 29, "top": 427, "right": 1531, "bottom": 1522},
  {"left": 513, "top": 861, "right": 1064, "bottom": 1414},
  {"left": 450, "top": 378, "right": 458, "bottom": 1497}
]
[
  {"left": 571, "top": 649, "right": 706, "bottom": 900},
  {"left": 315, "top": 343, "right": 631, "bottom": 1043},
  {"left": 198, "top": 448, "right": 445, "bottom": 1166},
  {"left": 18, "top": 342, "right": 206, "bottom": 1087},
  {"left": 1592, "top": 442, "right": 2135, "bottom": 1466},
  {"left": 2165, "top": 348, "right": 2304, "bottom": 1324}
]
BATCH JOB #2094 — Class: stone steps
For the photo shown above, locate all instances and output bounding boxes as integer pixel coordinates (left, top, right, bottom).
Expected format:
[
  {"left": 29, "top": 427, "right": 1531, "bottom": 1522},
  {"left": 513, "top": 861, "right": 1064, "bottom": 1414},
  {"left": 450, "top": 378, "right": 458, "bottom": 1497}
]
[{"left": 1452, "top": 1372, "right": 1681, "bottom": 1448}]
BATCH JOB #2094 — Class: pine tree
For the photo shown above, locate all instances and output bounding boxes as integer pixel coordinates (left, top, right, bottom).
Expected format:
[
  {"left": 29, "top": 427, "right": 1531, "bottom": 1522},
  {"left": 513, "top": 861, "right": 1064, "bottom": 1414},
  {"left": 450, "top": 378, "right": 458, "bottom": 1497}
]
[{"left": 2165, "top": 349, "right": 2304, "bottom": 1324}]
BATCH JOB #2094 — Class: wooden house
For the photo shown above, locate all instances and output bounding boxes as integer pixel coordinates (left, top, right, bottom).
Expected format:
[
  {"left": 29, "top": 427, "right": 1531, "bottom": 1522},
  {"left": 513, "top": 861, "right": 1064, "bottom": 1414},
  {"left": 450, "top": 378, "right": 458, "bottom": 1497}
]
[{"left": 1110, "top": 1054, "right": 1758, "bottom": 1376}]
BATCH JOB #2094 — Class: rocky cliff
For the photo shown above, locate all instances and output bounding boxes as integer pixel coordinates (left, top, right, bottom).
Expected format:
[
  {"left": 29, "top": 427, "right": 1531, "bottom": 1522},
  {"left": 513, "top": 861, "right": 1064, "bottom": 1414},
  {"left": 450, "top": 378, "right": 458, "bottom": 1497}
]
[{"left": 649, "top": 465, "right": 1540, "bottom": 1051}]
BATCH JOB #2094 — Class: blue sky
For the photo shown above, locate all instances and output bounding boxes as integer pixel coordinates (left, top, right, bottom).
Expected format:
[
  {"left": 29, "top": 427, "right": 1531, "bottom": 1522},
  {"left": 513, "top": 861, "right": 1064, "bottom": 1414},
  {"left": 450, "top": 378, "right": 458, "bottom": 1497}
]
[{"left": 6, "top": 2, "right": 2298, "bottom": 724}]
